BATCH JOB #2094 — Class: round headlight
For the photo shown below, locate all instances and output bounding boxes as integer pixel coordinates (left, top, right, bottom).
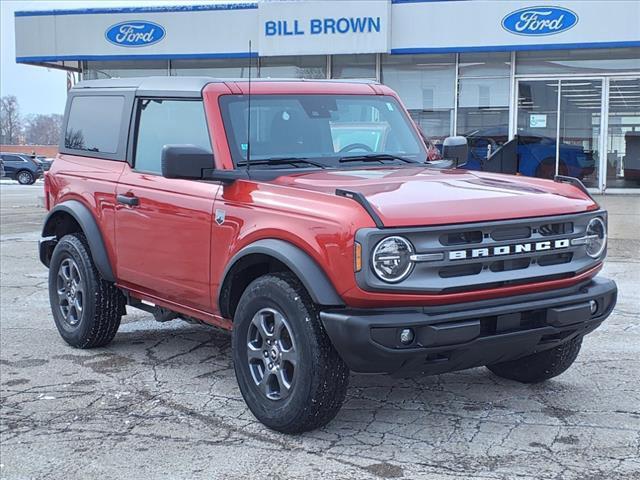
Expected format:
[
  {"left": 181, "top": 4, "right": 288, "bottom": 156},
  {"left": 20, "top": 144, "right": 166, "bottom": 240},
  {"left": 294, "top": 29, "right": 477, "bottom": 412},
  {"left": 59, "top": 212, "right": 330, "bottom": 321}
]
[
  {"left": 372, "top": 236, "right": 414, "bottom": 283},
  {"left": 585, "top": 217, "right": 607, "bottom": 258}
]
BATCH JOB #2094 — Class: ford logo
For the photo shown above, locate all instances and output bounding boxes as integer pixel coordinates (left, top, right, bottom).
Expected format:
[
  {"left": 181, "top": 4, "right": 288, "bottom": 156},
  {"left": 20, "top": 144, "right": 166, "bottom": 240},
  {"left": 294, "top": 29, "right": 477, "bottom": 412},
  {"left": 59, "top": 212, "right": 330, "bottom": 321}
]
[
  {"left": 502, "top": 6, "right": 578, "bottom": 36},
  {"left": 105, "top": 20, "right": 165, "bottom": 47}
]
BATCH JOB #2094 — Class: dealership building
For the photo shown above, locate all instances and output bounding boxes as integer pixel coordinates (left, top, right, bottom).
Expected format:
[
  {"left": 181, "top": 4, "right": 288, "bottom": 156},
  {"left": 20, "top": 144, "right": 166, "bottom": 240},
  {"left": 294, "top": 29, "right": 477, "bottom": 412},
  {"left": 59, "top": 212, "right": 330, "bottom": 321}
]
[{"left": 14, "top": 0, "right": 640, "bottom": 192}]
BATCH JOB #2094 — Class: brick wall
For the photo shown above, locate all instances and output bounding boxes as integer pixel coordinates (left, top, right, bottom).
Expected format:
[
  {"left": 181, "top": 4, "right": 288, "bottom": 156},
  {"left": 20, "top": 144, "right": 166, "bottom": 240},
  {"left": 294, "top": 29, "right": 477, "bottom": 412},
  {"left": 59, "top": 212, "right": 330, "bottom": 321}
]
[{"left": 0, "top": 145, "right": 58, "bottom": 158}]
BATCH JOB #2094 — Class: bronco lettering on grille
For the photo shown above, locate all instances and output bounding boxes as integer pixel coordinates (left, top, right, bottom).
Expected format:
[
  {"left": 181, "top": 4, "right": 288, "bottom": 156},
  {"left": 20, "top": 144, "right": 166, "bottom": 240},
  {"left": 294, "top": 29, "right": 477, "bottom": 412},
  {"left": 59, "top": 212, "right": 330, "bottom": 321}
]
[{"left": 449, "top": 239, "right": 570, "bottom": 261}]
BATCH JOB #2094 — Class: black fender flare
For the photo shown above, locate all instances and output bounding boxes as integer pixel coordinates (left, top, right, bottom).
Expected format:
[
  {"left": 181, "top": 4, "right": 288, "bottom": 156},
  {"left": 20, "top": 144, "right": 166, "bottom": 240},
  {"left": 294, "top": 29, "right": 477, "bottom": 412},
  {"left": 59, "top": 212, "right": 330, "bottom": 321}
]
[
  {"left": 219, "top": 239, "right": 344, "bottom": 315},
  {"left": 41, "top": 200, "right": 115, "bottom": 282}
]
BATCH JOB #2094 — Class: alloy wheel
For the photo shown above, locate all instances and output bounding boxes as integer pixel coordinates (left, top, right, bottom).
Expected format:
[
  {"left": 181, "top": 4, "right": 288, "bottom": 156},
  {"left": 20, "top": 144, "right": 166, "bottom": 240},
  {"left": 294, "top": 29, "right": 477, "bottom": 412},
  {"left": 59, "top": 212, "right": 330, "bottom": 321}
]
[
  {"left": 56, "top": 257, "right": 84, "bottom": 327},
  {"left": 246, "top": 307, "right": 298, "bottom": 401},
  {"left": 18, "top": 172, "right": 33, "bottom": 184}
]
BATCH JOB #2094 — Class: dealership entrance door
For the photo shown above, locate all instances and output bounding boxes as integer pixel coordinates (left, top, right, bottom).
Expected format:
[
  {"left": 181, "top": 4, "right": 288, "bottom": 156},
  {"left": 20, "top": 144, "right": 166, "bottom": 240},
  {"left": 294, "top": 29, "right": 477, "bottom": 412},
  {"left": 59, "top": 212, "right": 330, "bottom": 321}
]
[{"left": 515, "top": 78, "right": 603, "bottom": 188}]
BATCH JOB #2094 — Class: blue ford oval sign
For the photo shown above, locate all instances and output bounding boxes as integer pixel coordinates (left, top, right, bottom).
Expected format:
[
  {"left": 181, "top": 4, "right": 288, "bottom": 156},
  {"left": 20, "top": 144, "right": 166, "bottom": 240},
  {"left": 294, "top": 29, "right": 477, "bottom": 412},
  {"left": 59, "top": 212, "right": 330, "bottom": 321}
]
[
  {"left": 502, "top": 6, "right": 578, "bottom": 36},
  {"left": 105, "top": 21, "right": 165, "bottom": 47}
]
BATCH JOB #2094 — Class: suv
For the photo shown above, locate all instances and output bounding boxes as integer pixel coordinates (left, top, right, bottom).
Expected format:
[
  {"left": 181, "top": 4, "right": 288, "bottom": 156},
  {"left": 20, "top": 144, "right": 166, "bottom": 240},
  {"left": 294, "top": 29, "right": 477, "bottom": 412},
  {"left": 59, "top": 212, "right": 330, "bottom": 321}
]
[
  {"left": 39, "top": 77, "right": 617, "bottom": 433},
  {"left": 0, "top": 152, "right": 43, "bottom": 184}
]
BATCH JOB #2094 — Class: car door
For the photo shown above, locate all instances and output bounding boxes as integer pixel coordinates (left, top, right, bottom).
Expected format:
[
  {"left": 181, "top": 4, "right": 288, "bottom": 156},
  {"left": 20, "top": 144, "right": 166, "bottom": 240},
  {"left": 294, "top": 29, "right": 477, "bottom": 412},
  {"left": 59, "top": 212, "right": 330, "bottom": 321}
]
[
  {"left": 1, "top": 154, "right": 26, "bottom": 177},
  {"left": 114, "top": 97, "right": 220, "bottom": 312}
]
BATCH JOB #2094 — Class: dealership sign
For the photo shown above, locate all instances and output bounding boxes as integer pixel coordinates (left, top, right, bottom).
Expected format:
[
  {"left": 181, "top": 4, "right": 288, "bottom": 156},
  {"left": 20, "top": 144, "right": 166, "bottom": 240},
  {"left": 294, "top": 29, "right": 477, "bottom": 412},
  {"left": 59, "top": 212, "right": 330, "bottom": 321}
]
[
  {"left": 13, "top": 1, "right": 640, "bottom": 63},
  {"left": 105, "top": 20, "right": 166, "bottom": 47},
  {"left": 502, "top": 6, "right": 578, "bottom": 36},
  {"left": 258, "top": 1, "right": 390, "bottom": 56}
]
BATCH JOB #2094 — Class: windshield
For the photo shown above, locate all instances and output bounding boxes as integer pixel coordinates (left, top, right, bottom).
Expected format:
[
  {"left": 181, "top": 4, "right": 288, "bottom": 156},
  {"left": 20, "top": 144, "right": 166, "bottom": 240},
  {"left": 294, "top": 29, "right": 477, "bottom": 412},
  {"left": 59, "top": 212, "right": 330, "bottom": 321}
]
[{"left": 219, "top": 94, "right": 426, "bottom": 167}]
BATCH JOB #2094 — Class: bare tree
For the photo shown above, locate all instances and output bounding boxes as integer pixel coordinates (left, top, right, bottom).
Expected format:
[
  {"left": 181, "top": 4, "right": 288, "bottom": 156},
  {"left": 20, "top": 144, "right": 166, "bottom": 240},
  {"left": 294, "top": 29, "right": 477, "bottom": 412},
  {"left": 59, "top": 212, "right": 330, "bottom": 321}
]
[
  {"left": 0, "top": 95, "right": 23, "bottom": 144},
  {"left": 64, "top": 128, "right": 85, "bottom": 150},
  {"left": 24, "top": 114, "right": 64, "bottom": 145}
]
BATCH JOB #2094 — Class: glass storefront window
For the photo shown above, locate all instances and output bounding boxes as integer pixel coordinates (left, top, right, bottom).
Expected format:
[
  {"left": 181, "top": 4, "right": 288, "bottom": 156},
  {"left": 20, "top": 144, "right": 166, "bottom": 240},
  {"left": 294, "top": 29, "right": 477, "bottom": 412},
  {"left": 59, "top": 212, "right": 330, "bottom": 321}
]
[
  {"left": 516, "top": 48, "right": 640, "bottom": 75},
  {"left": 607, "top": 78, "right": 640, "bottom": 188},
  {"left": 457, "top": 77, "right": 510, "bottom": 168},
  {"left": 171, "top": 58, "right": 251, "bottom": 77},
  {"left": 259, "top": 56, "right": 326, "bottom": 79},
  {"left": 516, "top": 80, "right": 560, "bottom": 179},
  {"left": 459, "top": 52, "right": 511, "bottom": 77},
  {"left": 558, "top": 80, "right": 602, "bottom": 187},
  {"left": 515, "top": 79, "right": 603, "bottom": 185},
  {"left": 381, "top": 53, "right": 455, "bottom": 141},
  {"left": 83, "top": 60, "right": 168, "bottom": 79},
  {"left": 332, "top": 54, "right": 376, "bottom": 79}
]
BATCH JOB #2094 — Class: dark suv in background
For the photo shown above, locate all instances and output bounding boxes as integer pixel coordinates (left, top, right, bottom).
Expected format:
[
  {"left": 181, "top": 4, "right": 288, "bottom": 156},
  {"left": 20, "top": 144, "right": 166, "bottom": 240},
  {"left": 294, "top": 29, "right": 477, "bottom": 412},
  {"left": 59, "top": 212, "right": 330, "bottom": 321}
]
[{"left": 0, "top": 153, "right": 43, "bottom": 184}]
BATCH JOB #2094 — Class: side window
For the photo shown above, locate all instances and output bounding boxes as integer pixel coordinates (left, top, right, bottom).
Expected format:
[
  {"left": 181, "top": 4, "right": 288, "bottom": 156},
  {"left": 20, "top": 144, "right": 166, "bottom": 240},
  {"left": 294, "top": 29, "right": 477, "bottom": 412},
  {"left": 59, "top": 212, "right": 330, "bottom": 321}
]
[
  {"left": 65, "top": 96, "right": 125, "bottom": 154},
  {"left": 2, "top": 155, "right": 25, "bottom": 162},
  {"left": 134, "top": 99, "right": 212, "bottom": 174}
]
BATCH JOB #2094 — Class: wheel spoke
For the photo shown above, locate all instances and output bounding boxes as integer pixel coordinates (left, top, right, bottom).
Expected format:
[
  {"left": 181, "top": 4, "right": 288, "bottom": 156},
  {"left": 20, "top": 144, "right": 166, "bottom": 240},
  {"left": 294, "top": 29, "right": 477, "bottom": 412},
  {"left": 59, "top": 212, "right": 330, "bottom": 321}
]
[
  {"left": 251, "top": 310, "right": 273, "bottom": 340},
  {"left": 247, "top": 345, "right": 264, "bottom": 361},
  {"left": 57, "top": 282, "right": 67, "bottom": 298},
  {"left": 258, "top": 371, "right": 273, "bottom": 397},
  {"left": 273, "top": 310, "right": 286, "bottom": 338},
  {"left": 70, "top": 263, "right": 81, "bottom": 284},
  {"left": 60, "top": 261, "right": 71, "bottom": 282},
  {"left": 280, "top": 348, "right": 297, "bottom": 367},
  {"left": 74, "top": 296, "right": 83, "bottom": 314},
  {"left": 276, "top": 368, "right": 292, "bottom": 395}
]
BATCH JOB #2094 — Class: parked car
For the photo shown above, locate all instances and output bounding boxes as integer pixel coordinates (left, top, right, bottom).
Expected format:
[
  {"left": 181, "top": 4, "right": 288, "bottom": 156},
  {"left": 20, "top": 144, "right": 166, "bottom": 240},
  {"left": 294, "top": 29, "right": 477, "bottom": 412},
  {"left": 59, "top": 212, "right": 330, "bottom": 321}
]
[
  {"left": 39, "top": 77, "right": 616, "bottom": 433},
  {"left": 34, "top": 155, "right": 54, "bottom": 171},
  {"left": 461, "top": 127, "right": 595, "bottom": 179},
  {"left": 0, "top": 152, "right": 43, "bottom": 184}
]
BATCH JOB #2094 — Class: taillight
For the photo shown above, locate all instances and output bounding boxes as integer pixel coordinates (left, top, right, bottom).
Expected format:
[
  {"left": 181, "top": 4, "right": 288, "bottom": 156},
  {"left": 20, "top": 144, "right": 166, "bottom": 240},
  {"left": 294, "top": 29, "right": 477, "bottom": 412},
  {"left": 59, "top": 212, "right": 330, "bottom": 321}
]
[{"left": 43, "top": 173, "right": 51, "bottom": 210}]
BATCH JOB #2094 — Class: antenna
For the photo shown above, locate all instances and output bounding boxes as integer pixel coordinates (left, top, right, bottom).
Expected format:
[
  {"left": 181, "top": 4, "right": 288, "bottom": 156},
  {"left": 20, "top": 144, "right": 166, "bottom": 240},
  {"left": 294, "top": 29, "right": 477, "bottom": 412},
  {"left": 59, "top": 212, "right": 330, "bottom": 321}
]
[{"left": 246, "top": 40, "right": 252, "bottom": 174}]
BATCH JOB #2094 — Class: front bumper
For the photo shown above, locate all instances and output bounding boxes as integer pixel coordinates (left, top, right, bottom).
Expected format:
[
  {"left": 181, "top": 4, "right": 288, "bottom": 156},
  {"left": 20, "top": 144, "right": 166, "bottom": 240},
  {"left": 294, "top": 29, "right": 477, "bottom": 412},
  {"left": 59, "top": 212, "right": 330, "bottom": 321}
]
[{"left": 320, "top": 277, "right": 617, "bottom": 376}]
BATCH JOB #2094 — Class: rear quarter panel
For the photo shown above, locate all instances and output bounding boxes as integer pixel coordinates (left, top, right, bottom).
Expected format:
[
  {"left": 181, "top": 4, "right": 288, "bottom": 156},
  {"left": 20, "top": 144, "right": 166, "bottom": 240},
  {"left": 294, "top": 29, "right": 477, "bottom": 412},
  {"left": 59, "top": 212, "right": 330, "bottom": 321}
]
[{"left": 46, "top": 154, "right": 125, "bottom": 272}]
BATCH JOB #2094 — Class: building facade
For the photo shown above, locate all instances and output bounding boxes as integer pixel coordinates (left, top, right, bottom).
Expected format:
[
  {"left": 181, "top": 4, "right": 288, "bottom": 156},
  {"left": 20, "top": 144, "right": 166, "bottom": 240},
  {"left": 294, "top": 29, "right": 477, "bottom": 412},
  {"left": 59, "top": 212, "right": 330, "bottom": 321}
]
[{"left": 14, "top": 0, "right": 640, "bottom": 192}]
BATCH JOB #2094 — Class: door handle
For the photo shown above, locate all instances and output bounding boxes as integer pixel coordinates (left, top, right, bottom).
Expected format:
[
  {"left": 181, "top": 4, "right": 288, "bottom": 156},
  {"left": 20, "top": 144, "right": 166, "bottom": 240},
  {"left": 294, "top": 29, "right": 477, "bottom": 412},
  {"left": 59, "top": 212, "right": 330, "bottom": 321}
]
[{"left": 116, "top": 194, "right": 139, "bottom": 207}]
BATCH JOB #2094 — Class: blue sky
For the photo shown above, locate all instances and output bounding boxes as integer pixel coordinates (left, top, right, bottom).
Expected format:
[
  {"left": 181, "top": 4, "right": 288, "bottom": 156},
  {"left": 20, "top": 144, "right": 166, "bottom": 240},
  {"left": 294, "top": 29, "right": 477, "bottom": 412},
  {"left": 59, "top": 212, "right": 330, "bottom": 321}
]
[{"left": 0, "top": 0, "right": 215, "bottom": 116}]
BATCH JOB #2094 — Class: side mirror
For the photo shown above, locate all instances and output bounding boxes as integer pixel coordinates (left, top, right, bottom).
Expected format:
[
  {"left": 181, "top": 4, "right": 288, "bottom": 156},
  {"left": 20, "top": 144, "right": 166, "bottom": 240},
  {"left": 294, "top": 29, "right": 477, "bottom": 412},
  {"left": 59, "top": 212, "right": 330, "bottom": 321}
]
[
  {"left": 161, "top": 145, "right": 213, "bottom": 179},
  {"left": 442, "top": 136, "right": 468, "bottom": 167}
]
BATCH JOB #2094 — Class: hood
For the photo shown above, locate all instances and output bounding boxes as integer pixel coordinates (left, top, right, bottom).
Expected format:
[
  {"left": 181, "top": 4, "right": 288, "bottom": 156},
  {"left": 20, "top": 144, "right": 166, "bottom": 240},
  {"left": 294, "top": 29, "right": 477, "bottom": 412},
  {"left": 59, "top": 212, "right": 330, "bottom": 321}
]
[{"left": 271, "top": 166, "right": 598, "bottom": 227}]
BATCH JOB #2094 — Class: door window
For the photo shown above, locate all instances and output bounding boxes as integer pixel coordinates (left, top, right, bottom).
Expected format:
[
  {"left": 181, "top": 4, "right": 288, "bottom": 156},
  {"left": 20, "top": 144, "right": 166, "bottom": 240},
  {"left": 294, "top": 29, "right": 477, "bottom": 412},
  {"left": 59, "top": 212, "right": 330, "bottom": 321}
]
[
  {"left": 134, "top": 99, "right": 212, "bottom": 174},
  {"left": 65, "top": 96, "right": 125, "bottom": 154},
  {"left": 1, "top": 155, "right": 26, "bottom": 162}
]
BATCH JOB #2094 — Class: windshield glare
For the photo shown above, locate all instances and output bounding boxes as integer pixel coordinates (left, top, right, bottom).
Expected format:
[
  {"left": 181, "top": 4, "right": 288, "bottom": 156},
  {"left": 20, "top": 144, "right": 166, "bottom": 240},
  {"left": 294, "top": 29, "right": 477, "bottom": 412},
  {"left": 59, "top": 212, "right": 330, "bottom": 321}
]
[{"left": 219, "top": 94, "right": 426, "bottom": 166}]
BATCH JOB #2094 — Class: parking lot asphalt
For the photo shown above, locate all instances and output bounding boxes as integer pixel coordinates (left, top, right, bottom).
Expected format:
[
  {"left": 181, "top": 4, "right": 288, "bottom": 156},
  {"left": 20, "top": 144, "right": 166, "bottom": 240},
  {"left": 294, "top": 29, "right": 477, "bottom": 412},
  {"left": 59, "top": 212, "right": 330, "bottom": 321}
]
[{"left": 1, "top": 181, "right": 639, "bottom": 480}]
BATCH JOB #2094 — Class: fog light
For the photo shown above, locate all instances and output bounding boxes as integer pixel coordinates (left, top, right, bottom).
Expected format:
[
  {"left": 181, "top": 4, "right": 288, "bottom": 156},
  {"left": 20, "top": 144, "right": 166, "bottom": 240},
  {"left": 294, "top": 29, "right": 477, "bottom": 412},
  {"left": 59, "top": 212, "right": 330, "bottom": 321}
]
[
  {"left": 589, "top": 300, "right": 598, "bottom": 315},
  {"left": 400, "top": 328, "right": 415, "bottom": 345}
]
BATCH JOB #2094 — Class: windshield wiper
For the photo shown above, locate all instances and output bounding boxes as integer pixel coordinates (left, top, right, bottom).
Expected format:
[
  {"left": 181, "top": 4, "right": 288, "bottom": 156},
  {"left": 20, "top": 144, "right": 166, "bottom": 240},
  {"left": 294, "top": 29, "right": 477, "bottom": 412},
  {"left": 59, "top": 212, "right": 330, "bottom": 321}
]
[
  {"left": 339, "top": 154, "right": 415, "bottom": 164},
  {"left": 237, "top": 157, "right": 327, "bottom": 169}
]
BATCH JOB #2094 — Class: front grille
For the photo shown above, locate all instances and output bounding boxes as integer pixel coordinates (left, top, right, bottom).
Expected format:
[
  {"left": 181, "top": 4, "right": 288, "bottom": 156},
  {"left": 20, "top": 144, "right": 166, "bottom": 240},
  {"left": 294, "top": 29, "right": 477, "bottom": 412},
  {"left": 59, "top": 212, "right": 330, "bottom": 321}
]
[
  {"left": 538, "top": 252, "right": 573, "bottom": 267},
  {"left": 356, "top": 210, "right": 605, "bottom": 294},
  {"left": 539, "top": 222, "right": 573, "bottom": 236},
  {"left": 489, "top": 257, "right": 530, "bottom": 272},
  {"left": 491, "top": 226, "right": 531, "bottom": 241},
  {"left": 440, "top": 230, "right": 483, "bottom": 245},
  {"left": 439, "top": 263, "right": 483, "bottom": 278}
]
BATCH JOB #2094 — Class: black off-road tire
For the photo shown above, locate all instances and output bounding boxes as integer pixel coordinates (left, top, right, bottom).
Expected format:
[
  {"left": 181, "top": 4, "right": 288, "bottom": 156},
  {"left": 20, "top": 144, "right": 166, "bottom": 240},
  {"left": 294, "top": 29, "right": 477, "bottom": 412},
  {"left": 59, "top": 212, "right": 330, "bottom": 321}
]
[
  {"left": 48, "top": 233, "right": 125, "bottom": 348},
  {"left": 232, "top": 272, "right": 350, "bottom": 433},
  {"left": 16, "top": 170, "right": 35, "bottom": 185},
  {"left": 487, "top": 337, "right": 583, "bottom": 383}
]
